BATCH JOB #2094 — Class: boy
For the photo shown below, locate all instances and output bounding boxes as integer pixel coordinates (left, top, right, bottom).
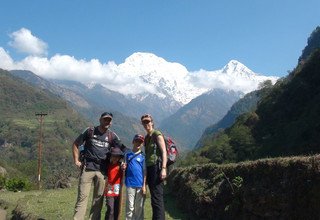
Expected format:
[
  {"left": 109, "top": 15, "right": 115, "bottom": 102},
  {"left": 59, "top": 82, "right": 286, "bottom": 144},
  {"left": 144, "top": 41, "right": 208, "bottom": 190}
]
[
  {"left": 122, "top": 134, "right": 146, "bottom": 220},
  {"left": 105, "top": 147, "right": 124, "bottom": 220}
]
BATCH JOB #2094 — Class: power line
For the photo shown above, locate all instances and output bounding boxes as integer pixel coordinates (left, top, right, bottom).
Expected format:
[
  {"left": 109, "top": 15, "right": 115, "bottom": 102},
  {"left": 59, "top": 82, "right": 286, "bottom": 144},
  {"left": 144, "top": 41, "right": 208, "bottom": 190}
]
[{"left": 35, "top": 112, "right": 47, "bottom": 190}]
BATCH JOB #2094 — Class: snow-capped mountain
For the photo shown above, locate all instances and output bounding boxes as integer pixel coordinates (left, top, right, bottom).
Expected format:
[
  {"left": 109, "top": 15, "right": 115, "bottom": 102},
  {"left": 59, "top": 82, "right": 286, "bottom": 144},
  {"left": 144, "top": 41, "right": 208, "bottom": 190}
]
[
  {"left": 103, "top": 52, "right": 278, "bottom": 105},
  {"left": 221, "top": 59, "right": 257, "bottom": 77},
  {"left": 113, "top": 52, "right": 206, "bottom": 104},
  {"left": 2, "top": 50, "right": 278, "bottom": 106}
]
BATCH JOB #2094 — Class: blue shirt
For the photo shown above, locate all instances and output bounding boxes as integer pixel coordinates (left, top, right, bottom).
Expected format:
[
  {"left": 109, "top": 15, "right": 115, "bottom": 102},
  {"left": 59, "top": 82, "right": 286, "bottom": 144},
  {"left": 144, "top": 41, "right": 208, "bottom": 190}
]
[{"left": 125, "top": 150, "right": 145, "bottom": 188}]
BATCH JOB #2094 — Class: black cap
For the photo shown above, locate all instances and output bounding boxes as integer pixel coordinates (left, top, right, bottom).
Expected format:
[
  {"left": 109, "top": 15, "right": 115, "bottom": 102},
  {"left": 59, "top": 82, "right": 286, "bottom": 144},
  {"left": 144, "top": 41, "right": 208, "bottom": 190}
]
[{"left": 100, "top": 112, "right": 113, "bottom": 119}]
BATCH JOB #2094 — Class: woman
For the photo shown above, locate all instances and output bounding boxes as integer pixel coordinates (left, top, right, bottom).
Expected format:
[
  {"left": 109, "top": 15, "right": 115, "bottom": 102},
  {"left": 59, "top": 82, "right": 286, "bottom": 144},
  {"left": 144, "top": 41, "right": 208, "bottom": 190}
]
[{"left": 141, "top": 114, "right": 167, "bottom": 220}]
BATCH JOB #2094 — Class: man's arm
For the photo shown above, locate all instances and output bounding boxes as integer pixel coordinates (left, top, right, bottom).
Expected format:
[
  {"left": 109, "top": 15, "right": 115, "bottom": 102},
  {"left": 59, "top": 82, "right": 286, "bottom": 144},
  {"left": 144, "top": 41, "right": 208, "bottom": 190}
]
[
  {"left": 73, "top": 129, "right": 87, "bottom": 168},
  {"left": 72, "top": 142, "right": 82, "bottom": 168}
]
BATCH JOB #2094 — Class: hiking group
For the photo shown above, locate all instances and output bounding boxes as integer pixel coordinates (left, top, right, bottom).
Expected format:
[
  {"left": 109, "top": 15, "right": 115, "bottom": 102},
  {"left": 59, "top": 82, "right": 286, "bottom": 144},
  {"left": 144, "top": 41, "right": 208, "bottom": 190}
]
[{"left": 72, "top": 112, "right": 169, "bottom": 220}]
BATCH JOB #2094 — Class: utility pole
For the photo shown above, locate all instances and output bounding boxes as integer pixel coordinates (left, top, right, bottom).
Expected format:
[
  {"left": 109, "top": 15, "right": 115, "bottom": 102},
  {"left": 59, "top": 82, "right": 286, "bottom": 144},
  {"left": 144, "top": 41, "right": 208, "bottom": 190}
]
[{"left": 35, "top": 112, "right": 47, "bottom": 190}]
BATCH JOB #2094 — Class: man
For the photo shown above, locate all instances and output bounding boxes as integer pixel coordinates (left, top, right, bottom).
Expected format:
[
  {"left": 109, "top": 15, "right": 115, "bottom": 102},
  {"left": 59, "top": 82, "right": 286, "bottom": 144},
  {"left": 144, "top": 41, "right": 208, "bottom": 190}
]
[{"left": 72, "top": 112, "right": 126, "bottom": 220}]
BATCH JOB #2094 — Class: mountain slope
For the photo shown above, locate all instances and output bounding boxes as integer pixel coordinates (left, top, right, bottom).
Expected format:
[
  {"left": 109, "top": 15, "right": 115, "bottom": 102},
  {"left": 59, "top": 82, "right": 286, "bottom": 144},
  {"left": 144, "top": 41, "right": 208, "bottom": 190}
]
[
  {"left": 195, "top": 84, "right": 273, "bottom": 148},
  {"left": 183, "top": 49, "right": 320, "bottom": 165},
  {"left": 254, "top": 49, "right": 320, "bottom": 156},
  {"left": 54, "top": 79, "right": 181, "bottom": 123},
  {"left": 160, "top": 89, "right": 242, "bottom": 149},
  {"left": 183, "top": 26, "right": 320, "bottom": 165},
  {"left": 9, "top": 70, "right": 145, "bottom": 145},
  {"left": 0, "top": 69, "right": 88, "bottom": 184},
  {"left": 299, "top": 26, "right": 320, "bottom": 63}
]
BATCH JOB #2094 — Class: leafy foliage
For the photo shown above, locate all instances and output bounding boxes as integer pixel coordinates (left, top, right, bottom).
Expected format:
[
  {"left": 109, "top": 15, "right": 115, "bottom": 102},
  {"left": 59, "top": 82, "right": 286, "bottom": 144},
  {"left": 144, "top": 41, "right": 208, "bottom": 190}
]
[
  {"left": 0, "top": 176, "right": 5, "bottom": 189},
  {"left": 5, "top": 178, "right": 31, "bottom": 192},
  {"left": 299, "top": 26, "right": 320, "bottom": 63},
  {"left": 168, "top": 155, "right": 320, "bottom": 219}
]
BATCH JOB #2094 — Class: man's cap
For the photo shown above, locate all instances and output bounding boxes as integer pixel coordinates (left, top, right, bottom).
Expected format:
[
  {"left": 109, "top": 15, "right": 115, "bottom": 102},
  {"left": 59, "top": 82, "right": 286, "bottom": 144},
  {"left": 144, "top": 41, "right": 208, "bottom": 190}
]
[
  {"left": 133, "top": 134, "right": 145, "bottom": 143},
  {"left": 110, "top": 147, "right": 123, "bottom": 156},
  {"left": 141, "top": 114, "right": 153, "bottom": 122},
  {"left": 100, "top": 112, "right": 113, "bottom": 119}
]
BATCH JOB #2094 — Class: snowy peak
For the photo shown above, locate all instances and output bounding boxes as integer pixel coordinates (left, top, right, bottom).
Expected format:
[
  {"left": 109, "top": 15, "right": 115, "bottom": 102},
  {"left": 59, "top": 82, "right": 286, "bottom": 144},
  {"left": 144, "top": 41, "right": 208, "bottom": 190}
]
[
  {"left": 115, "top": 54, "right": 278, "bottom": 105},
  {"left": 117, "top": 52, "right": 199, "bottom": 104},
  {"left": 125, "top": 52, "right": 167, "bottom": 67},
  {"left": 120, "top": 52, "right": 188, "bottom": 78},
  {"left": 221, "top": 60, "right": 257, "bottom": 79}
]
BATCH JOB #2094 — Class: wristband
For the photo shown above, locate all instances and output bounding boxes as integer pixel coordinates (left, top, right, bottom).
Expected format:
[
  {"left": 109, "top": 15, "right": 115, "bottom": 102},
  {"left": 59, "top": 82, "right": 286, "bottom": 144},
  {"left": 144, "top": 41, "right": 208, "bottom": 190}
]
[{"left": 162, "top": 167, "right": 166, "bottom": 169}]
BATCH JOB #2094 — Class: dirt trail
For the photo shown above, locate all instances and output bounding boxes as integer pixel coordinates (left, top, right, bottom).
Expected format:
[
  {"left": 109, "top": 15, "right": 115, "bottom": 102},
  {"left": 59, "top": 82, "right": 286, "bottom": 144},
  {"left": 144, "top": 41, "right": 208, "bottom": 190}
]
[{"left": 0, "top": 208, "right": 7, "bottom": 220}]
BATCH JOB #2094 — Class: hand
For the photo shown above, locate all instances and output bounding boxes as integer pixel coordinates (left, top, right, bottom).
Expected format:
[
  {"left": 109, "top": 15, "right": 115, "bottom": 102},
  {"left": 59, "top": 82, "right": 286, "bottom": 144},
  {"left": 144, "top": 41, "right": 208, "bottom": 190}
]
[
  {"left": 121, "top": 162, "right": 127, "bottom": 171},
  {"left": 142, "top": 186, "right": 147, "bottom": 195},
  {"left": 74, "top": 160, "right": 82, "bottom": 168},
  {"left": 160, "top": 168, "right": 167, "bottom": 180}
]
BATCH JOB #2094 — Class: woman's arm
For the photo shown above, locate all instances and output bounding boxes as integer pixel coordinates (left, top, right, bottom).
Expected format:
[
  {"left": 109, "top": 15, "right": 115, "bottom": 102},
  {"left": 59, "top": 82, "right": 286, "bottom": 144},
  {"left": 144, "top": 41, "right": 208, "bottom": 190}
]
[{"left": 156, "top": 134, "right": 167, "bottom": 180}]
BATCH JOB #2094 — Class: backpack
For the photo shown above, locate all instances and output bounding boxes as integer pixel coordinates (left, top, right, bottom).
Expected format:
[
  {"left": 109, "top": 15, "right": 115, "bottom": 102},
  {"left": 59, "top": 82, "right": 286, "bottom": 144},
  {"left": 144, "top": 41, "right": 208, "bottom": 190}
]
[
  {"left": 151, "top": 133, "right": 178, "bottom": 167},
  {"left": 164, "top": 136, "right": 178, "bottom": 166}
]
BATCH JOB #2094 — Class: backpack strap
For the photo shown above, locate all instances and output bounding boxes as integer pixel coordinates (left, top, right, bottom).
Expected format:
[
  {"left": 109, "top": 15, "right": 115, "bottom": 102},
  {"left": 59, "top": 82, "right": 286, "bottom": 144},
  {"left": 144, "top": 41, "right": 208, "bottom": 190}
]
[
  {"left": 107, "top": 130, "right": 113, "bottom": 147},
  {"left": 127, "top": 151, "right": 143, "bottom": 164},
  {"left": 87, "top": 126, "right": 94, "bottom": 139},
  {"left": 151, "top": 132, "right": 163, "bottom": 162},
  {"left": 87, "top": 126, "right": 113, "bottom": 144}
]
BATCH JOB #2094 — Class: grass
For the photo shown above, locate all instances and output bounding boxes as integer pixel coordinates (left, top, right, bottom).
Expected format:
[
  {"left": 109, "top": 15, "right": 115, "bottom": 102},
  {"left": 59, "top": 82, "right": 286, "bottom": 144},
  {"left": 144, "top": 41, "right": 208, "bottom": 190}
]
[
  {"left": 0, "top": 182, "right": 188, "bottom": 219},
  {"left": 12, "top": 119, "right": 38, "bottom": 129}
]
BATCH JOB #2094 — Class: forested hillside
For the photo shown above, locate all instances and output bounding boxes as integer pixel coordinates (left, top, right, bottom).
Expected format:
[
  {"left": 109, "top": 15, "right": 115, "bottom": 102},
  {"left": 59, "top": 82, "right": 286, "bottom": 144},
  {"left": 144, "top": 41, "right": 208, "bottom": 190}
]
[
  {"left": 195, "top": 82, "right": 273, "bottom": 149},
  {"left": 184, "top": 27, "right": 320, "bottom": 165},
  {"left": 0, "top": 69, "right": 88, "bottom": 186}
]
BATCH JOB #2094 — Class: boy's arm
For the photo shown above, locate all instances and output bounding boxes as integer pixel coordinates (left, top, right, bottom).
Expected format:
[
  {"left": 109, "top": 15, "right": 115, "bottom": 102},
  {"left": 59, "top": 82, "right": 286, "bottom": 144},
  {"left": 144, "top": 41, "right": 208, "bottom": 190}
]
[{"left": 142, "top": 159, "right": 147, "bottom": 195}]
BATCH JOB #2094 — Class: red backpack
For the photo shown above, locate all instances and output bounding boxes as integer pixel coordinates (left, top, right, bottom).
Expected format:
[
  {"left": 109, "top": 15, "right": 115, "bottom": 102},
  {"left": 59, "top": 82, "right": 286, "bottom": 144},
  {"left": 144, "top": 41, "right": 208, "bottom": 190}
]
[
  {"left": 151, "top": 134, "right": 178, "bottom": 167},
  {"left": 164, "top": 136, "right": 178, "bottom": 166}
]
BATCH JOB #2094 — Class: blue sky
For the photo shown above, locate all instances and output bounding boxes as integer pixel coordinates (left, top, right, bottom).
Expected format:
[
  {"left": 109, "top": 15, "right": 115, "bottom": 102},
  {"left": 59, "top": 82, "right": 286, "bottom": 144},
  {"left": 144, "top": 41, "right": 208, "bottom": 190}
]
[{"left": 0, "top": 0, "right": 319, "bottom": 77}]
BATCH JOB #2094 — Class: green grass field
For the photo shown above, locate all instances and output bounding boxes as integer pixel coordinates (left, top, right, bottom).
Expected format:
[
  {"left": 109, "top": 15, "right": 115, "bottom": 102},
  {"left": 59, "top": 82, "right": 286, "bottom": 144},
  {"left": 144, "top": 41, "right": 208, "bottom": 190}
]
[{"left": 0, "top": 182, "right": 188, "bottom": 219}]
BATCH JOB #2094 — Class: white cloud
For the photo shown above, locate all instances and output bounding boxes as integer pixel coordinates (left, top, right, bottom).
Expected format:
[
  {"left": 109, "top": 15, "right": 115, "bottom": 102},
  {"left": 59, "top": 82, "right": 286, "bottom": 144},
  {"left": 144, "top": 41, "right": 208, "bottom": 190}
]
[
  {"left": 8, "top": 28, "right": 48, "bottom": 56},
  {"left": 0, "top": 51, "right": 158, "bottom": 96},
  {"left": 0, "top": 47, "right": 15, "bottom": 70},
  {"left": 0, "top": 28, "right": 278, "bottom": 102}
]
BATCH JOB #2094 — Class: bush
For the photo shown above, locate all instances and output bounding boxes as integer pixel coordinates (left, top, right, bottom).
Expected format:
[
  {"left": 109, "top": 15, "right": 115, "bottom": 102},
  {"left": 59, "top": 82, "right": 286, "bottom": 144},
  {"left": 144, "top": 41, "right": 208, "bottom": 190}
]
[
  {"left": 0, "top": 176, "right": 6, "bottom": 189},
  {"left": 5, "top": 178, "right": 31, "bottom": 192}
]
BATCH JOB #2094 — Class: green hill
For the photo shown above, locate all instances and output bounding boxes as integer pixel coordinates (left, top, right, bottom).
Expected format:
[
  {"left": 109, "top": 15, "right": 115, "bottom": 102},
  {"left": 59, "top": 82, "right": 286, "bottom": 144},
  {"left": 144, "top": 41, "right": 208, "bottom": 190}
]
[
  {"left": 299, "top": 26, "right": 320, "bottom": 63},
  {"left": 185, "top": 27, "right": 320, "bottom": 165},
  {"left": 195, "top": 84, "right": 273, "bottom": 149},
  {"left": 0, "top": 69, "right": 88, "bottom": 186}
]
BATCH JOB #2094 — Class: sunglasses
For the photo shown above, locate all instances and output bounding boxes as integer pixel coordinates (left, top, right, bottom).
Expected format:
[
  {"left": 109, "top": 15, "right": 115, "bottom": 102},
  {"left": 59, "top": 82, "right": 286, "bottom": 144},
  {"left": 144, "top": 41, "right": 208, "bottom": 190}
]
[
  {"left": 141, "top": 113, "right": 151, "bottom": 119},
  {"left": 142, "top": 120, "right": 151, "bottom": 125}
]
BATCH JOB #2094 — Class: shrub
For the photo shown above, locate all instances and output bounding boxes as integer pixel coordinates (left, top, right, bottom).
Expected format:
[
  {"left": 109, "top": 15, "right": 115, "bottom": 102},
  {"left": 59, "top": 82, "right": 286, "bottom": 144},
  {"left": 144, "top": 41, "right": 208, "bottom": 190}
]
[
  {"left": 5, "top": 178, "right": 31, "bottom": 192},
  {"left": 0, "top": 176, "right": 6, "bottom": 189}
]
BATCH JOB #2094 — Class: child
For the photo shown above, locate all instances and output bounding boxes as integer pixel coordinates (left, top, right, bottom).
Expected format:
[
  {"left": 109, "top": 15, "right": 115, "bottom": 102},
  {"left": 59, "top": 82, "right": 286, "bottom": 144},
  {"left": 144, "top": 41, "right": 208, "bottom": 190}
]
[
  {"left": 105, "top": 147, "right": 124, "bottom": 220},
  {"left": 122, "top": 134, "right": 146, "bottom": 220}
]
